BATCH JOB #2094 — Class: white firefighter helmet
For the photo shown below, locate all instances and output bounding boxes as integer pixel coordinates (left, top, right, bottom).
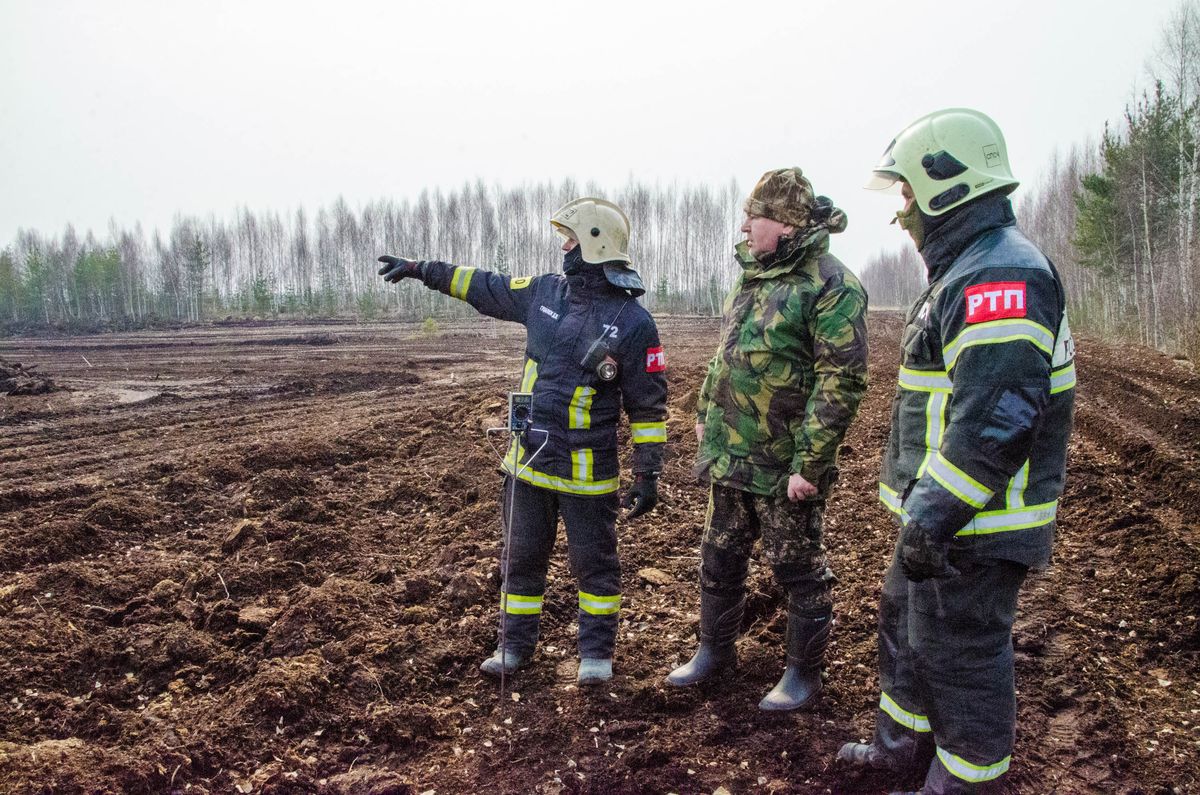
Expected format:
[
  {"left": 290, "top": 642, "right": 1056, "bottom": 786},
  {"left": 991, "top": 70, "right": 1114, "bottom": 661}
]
[
  {"left": 550, "top": 197, "right": 632, "bottom": 265},
  {"left": 865, "top": 108, "right": 1019, "bottom": 216}
]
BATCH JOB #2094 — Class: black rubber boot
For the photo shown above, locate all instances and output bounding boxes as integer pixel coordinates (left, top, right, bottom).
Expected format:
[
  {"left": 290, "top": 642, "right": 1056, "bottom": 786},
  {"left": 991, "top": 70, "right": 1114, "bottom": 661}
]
[
  {"left": 665, "top": 590, "right": 744, "bottom": 687},
  {"left": 759, "top": 608, "right": 831, "bottom": 710}
]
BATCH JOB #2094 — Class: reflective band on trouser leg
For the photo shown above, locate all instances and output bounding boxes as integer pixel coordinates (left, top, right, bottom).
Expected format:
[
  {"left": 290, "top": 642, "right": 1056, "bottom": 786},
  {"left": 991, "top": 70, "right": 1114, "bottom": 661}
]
[
  {"left": 449, "top": 266, "right": 476, "bottom": 299},
  {"left": 1050, "top": 361, "right": 1076, "bottom": 394},
  {"left": 501, "top": 592, "right": 543, "bottom": 615},
  {"left": 1005, "top": 460, "right": 1029, "bottom": 509},
  {"left": 927, "top": 452, "right": 994, "bottom": 509},
  {"left": 568, "top": 386, "right": 596, "bottom": 429},
  {"left": 578, "top": 591, "right": 621, "bottom": 615},
  {"left": 936, "top": 747, "right": 1011, "bottom": 783},
  {"left": 879, "top": 691, "right": 931, "bottom": 732},
  {"left": 630, "top": 421, "right": 667, "bottom": 443},
  {"left": 943, "top": 318, "right": 1055, "bottom": 371}
]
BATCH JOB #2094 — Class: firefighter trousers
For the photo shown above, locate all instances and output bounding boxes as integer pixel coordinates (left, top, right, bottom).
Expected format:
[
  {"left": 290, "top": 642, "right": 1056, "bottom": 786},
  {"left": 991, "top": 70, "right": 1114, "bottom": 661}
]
[
  {"left": 872, "top": 539, "right": 1028, "bottom": 793},
  {"left": 495, "top": 476, "right": 621, "bottom": 660}
]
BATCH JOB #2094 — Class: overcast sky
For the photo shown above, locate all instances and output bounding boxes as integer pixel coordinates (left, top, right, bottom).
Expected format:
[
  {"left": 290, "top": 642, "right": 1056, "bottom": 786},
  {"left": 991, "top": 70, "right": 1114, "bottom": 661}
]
[{"left": 0, "top": 0, "right": 1184, "bottom": 273}]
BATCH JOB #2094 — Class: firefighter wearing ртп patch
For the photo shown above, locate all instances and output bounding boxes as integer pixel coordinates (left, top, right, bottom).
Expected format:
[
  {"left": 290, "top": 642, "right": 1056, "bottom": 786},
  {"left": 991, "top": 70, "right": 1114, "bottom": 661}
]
[
  {"left": 377, "top": 197, "right": 667, "bottom": 686},
  {"left": 838, "top": 108, "right": 1076, "bottom": 794}
]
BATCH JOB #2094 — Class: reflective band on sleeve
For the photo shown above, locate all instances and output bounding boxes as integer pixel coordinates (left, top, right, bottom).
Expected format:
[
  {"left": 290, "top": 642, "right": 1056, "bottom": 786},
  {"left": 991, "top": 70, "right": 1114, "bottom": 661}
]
[
  {"left": 898, "top": 367, "right": 953, "bottom": 392},
  {"left": 928, "top": 452, "right": 994, "bottom": 509},
  {"left": 569, "top": 386, "right": 596, "bottom": 429},
  {"left": 879, "top": 691, "right": 931, "bottom": 733},
  {"left": 572, "top": 449, "right": 593, "bottom": 483},
  {"left": 510, "top": 276, "right": 533, "bottom": 290},
  {"left": 631, "top": 421, "right": 667, "bottom": 444},
  {"left": 1050, "top": 362, "right": 1076, "bottom": 394},
  {"left": 449, "top": 266, "right": 475, "bottom": 300},
  {"left": 943, "top": 318, "right": 1055, "bottom": 371},
  {"left": 1005, "top": 461, "right": 1029, "bottom": 510},
  {"left": 956, "top": 500, "right": 1057, "bottom": 536},
  {"left": 936, "top": 747, "right": 1011, "bottom": 783},
  {"left": 520, "top": 358, "right": 539, "bottom": 391},
  {"left": 578, "top": 591, "right": 621, "bottom": 615},
  {"left": 501, "top": 592, "right": 543, "bottom": 615}
]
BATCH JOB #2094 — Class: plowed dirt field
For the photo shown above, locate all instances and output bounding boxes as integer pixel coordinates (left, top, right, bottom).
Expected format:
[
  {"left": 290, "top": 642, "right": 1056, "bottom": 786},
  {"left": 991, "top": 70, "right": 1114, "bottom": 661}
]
[{"left": 1, "top": 315, "right": 1197, "bottom": 794}]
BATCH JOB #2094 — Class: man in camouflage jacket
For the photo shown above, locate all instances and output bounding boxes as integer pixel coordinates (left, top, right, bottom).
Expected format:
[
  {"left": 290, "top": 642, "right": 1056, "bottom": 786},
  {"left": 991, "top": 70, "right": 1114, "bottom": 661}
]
[{"left": 665, "top": 167, "right": 869, "bottom": 711}]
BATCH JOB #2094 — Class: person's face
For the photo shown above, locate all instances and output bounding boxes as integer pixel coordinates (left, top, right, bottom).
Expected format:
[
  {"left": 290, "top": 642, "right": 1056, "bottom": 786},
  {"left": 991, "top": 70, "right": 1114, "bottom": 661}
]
[
  {"left": 561, "top": 235, "right": 579, "bottom": 253},
  {"left": 741, "top": 213, "right": 794, "bottom": 258},
  {"left": 900, "top": 182, "right": 916, "bottom": 212}
]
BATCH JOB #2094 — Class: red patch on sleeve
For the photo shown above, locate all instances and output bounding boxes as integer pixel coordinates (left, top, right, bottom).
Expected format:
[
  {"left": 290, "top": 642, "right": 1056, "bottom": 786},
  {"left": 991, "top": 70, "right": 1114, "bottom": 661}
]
[
  {"left": 645, "top": 346, "right": 666, "bottom": 373},
  {"left": 964, "top": 282, "right": 1027, "bottom": 323}
]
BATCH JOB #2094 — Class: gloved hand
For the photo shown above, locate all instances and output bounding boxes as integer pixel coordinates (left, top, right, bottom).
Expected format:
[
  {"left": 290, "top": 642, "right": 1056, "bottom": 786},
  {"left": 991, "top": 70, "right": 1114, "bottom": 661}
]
[
  {"left": 377, "top": 255, "right": 423, "bottom": 283},
  {"left": 898, "top": 518, "right": 959, "bottom": 582},
  {"left": 622, "top": 473, "right": 659, "bottom": 519}
]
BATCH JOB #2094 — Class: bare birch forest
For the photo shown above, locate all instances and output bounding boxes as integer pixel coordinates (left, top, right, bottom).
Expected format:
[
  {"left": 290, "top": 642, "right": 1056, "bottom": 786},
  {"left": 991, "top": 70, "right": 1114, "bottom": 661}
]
[{"left": 0, "top": 179, "right": 743, "bottom": 331}]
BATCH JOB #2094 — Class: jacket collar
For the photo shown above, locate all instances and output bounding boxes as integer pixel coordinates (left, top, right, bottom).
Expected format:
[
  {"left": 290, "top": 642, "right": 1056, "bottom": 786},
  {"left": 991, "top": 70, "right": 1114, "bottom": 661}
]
[
  {"left": 736, "top": 228, "right": 829, "bottom": 281},
  {"left": 920, "top": 192, "right": 1017, "bottom": 281},
  {"left": 565, "top": 264, "right": 617, "bottom": 298}
]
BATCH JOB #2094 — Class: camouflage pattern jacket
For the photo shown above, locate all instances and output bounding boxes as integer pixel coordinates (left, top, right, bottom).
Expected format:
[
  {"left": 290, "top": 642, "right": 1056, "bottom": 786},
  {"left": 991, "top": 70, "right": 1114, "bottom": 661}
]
[{"left": 696, "top": 232, "right": 869, "bottom": 497}]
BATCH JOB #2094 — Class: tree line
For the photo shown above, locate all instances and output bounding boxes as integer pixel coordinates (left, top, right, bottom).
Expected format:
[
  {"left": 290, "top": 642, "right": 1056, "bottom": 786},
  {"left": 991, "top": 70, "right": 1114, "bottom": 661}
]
[
  {"left": 0, "top": 179, "right": 745, "bottom": 332},
  {"left": 861, "top": 1, "right": 1200, "bottom": 360}
]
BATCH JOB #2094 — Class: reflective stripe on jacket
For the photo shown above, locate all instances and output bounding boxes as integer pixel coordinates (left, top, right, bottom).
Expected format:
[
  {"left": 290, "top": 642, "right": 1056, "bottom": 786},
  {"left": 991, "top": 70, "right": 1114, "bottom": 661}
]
[{"left": 880, "top": 226, "right": 1075, "bottom": 567}]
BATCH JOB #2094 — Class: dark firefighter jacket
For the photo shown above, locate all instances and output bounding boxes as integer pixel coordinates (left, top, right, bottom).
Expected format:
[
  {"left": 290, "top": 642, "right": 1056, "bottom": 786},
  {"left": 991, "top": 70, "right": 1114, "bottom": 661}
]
[
  {"left": 881, "top": 206, "right": 1076, "bottom": 568},
  {"left": 415, "top": 260, "right": 668, "bottom": 496}
]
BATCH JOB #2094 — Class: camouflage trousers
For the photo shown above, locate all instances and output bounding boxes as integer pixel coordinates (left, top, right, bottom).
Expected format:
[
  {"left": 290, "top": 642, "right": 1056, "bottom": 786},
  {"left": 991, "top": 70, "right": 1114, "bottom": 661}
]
[{"left": 700, "top": 483, "right": 835, "bottom": 616}]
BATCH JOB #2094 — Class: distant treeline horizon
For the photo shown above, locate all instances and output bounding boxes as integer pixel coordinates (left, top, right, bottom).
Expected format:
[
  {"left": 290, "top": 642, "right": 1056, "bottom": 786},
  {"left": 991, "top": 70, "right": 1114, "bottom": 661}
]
[
  {"left": 0, "top": 178, "right": 749, "bottom": 333},
  {"left": 4, "top": 3, "right": 1200, "bottom": 359}
]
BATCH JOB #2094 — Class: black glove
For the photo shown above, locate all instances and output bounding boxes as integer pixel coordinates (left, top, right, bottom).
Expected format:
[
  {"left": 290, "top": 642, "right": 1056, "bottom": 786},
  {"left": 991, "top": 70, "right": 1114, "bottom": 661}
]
[
  {"left": 622, "top": 473, "right": 659, "bottom": 519},
  {"left": 377, "top": 255, "right": 423, "bottom": 283},
  {"left": 898, "top": 518, "right": 959, "bottom": 582}
]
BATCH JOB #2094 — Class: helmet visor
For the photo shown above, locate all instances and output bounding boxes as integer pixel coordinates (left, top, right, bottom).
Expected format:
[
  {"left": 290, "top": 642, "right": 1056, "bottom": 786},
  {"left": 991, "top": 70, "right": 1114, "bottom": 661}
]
[
  {"left": 864, "top": 170, "right": 904, "bottom": 192},
  {"left": 550, "top": 221, "right": 576, "bottom": 242}
]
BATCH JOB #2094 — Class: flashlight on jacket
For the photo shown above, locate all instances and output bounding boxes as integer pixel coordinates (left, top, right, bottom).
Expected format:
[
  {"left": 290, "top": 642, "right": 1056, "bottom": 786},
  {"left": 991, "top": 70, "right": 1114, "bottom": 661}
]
[{"left": 581, "top": 339, "right": 619, "bottom": 382}]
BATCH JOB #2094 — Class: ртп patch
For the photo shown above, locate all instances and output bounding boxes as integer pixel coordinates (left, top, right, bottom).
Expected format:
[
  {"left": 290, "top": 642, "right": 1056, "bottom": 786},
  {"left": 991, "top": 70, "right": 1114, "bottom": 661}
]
[
  {"left": 964, "top": 281, "right": 1026, "bottom": 323},
  {"left": 645, "top": 346, "right": 666, "bottom": 373}
]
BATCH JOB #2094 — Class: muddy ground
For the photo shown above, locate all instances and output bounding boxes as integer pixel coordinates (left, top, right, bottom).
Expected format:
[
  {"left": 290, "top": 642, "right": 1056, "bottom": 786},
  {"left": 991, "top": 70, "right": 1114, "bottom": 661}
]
[{"left": 0, "top": 315, "right": 1197, "bottom": 795}]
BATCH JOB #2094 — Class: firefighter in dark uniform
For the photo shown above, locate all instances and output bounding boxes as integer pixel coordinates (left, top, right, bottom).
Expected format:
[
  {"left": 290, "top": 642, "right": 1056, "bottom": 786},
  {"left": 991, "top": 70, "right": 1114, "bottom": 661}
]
[
  {"left": 836, "top": 109, "right": 1076, "bottom": 793},
  {"left": 377, "top": 197, "right": 667, "bottom": 685}
]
